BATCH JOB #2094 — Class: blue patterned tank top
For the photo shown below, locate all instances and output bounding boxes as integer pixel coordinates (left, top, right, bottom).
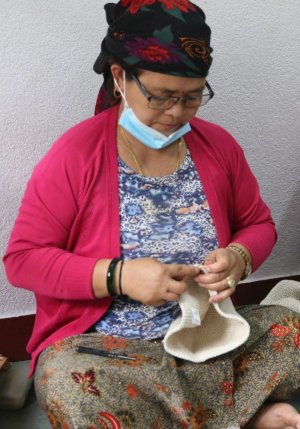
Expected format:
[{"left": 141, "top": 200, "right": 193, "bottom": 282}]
[{"left": 94, "top": 149, "right": 218, "bottom": 339}]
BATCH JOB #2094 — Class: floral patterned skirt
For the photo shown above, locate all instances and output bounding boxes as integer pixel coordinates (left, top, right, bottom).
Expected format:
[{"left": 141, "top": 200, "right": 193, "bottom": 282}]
[{"left": 34, "top": 305, "right": 300, "bottom": 429}]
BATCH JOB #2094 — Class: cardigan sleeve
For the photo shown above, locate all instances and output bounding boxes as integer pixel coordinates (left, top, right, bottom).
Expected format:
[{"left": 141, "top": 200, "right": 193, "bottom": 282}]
[
  {"left": 228, "top": 143, "right": 277, "bottom": 272},
  {"left": 3, "top": 139, "right": 99, "bottom": 301},
  {"left": 187, "top": 118, "right": 276, "bottom": 273}
]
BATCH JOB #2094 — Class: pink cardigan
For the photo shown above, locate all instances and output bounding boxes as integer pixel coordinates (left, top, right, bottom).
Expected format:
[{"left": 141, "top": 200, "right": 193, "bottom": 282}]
[{"left": 3, "top": 105, "right": 276, "bottom": 376}]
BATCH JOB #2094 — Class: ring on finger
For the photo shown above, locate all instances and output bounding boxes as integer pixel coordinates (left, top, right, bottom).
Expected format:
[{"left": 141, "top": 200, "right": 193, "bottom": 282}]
[{"left": 226, "top": 276, "right": 237, "bottom": 289}]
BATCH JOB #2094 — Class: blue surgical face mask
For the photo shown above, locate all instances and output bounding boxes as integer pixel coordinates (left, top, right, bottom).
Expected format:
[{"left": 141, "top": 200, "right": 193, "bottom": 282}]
[{"left": 114, "top": 73, "right": 191, "bottom": 150}]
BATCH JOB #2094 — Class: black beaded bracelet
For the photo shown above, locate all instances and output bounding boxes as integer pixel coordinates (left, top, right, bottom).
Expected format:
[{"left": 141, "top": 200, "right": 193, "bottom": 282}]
[{"left": 106, "top": 258, "right": 122, "bottom": 296}]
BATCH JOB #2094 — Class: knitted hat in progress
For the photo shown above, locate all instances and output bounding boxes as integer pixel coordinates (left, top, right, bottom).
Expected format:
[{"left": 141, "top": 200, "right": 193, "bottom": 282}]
[{"left": 163, "top": 279, "right": 250, "bottom": 362}]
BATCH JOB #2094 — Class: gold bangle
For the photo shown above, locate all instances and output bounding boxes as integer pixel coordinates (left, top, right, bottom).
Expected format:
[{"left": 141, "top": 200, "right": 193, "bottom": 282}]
[{"left": 226, "top": 244, "right": 252, "bottom": 280}]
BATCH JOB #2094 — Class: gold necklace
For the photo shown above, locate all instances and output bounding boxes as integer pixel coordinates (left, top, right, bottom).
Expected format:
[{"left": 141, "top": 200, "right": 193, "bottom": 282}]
[
  {"left": 119, "top": 126, "right": 183, "bottom": 175},
  {"left": 119, "top": 126, "right": 143, "bottom": 174}
]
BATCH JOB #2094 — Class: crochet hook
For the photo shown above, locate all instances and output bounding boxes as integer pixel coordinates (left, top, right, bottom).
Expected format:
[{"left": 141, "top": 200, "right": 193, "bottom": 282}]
[{"left": 76, "top": 345, "right": 137, "bottom": 361}]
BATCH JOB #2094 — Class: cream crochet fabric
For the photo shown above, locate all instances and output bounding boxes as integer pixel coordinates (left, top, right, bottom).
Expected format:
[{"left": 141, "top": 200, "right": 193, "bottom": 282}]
[
  {"left": 163, "top": 280, "right": 250, "bottom": 362},
  {"left": 260, "top": 279, "right": 300, "bottom": 313},
  {"left": 163, "top": 279, "right": 300, "bottom": 363}
]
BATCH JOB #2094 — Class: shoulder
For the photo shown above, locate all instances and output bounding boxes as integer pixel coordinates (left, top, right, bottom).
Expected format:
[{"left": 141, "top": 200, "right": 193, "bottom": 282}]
[
  {"left": 189, "top": 117, "right": 240, "bottom": 149},
  {"left": 34, "top": 106, "right": 119, "bottom": 176},
  {"left": 50, "top": 106, "right": 118, "bottom": 161},
  {"left": 186, "top": 117, "right": 250, "bottom": 183},
  {"left": 188, "top": 117, "right": 244, "bottom": 163}
]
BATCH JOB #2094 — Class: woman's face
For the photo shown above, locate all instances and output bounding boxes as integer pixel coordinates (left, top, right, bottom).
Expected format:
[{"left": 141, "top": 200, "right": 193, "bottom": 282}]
[{"left": 112, "top": 65, "right": 206, "bottom": 136}]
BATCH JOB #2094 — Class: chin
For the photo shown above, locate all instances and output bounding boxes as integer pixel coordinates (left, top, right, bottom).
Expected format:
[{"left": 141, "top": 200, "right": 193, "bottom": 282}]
[{"left": 156, "top": 126, "right": 179, "bottom": 135}]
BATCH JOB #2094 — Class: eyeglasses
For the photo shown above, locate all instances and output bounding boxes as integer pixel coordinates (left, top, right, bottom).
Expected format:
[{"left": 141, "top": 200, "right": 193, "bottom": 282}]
[{"left": 130, "top": 73, "right": 214, "bottom": 110}]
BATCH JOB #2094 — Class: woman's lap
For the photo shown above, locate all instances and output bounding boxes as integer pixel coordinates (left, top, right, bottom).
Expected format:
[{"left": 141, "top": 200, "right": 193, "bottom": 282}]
[{"left": 35, "top": 305, "right": 300, "bottom": 429}]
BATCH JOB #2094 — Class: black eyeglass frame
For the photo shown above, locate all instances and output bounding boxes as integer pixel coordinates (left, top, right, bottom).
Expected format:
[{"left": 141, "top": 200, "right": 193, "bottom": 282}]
[{"left": 130, "top": 73, "right": 214, "bottom": 110}]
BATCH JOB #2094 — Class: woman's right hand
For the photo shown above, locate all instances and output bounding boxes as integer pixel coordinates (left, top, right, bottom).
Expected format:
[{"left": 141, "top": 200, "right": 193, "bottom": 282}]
[
  {"left": 121, "top": 258, "right": 200, "bottom": 306},
  {"left": 92, "top": 257, "right": 201, "bottom": 306}
]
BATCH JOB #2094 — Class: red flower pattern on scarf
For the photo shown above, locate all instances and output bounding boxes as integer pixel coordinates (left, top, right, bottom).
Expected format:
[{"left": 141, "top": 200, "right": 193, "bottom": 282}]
[
  {"left": 121, "top": 0, "right": 155, "bottom": 14},
  {"left": 125, "top": 37, "right": 180, "bottom": 63},
  {"left": 121, "top": 0, "right": 196, "bottom": 14},
  {"left": 141, "top": 45, "right": 172, "bottom": 62},
  {"left": 159, "top": 0, "right": 196, "bottom": 12}
]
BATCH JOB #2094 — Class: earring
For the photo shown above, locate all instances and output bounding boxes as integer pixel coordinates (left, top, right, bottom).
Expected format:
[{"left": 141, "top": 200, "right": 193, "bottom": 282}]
[{"left": 113, "top": 87, "right": 121, "bottom": 99}]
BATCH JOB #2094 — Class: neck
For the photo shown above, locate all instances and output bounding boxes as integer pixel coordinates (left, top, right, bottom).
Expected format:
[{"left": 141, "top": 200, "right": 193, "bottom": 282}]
[{"left": 117, "top": 126, "right": 186, "bottom": 177}]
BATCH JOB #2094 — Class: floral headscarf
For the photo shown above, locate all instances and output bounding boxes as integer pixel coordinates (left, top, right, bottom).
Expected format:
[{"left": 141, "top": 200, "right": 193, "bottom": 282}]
[{"left": 94, "top": 0, "right": 213, "bottom": 78}]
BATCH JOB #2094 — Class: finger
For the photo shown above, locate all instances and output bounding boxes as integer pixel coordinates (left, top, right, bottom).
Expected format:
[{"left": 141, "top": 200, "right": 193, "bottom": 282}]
[
  {"left": 166, "top": 279, "right": 187, "bottom": 296},
  {"left": 197, "top": 272, "right": 238, "bottom": 295},
  {"left": 195, "top": 271, "right": 228, "bottom": 286},
  {"left": 151, "top": 300, "right": 167, "bottom": 307},
  {"left": 169, "top": 264, "right": 200, "bottom": 280},
  {"left": 204, "top": 254, "right": 216, "bottom": 265},
  {"left": 208, "top": 276, "right": 237, "bottom": 301},
  {"left": 168, "top": 264, "right": 186, "bottom": 280},
  {"left": 193, "top": 264, "right": 208, "bottom": 274},
  {"left": 209, "top": 287, "right": 235, "bottom": 303},
  {"left": 187, "top": 264, "right": 205, "bottom": 277},
  {"left": 203, "top": 258, "right": 230, "bottom": 273},
  {"left": 164, "top": 291, "right": 180, "bottom": 302}
]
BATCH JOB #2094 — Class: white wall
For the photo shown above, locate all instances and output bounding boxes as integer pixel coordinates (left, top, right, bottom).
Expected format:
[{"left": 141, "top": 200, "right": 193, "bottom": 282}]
[{"left": 1, "top": 1, "right": 299, "bottom": 318}]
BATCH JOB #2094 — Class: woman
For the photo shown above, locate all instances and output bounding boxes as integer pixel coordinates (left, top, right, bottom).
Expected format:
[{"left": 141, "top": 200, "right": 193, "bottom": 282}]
[{"left": 3, "top": 1, "right": 300, "bottom": 428}]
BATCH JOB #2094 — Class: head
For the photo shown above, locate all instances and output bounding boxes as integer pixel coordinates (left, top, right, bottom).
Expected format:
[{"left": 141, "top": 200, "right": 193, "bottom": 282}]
[
  {"left": 111, "top": 65, "right": 212, "bottom": 136},
  {"left": 94, "top": 0, "right": 213, "bottom": 113}
]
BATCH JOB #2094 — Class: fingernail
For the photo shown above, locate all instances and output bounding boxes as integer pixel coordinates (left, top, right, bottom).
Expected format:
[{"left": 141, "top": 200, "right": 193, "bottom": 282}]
[{"left": 194, "top": 264, "right": 208, "bottom": 274}]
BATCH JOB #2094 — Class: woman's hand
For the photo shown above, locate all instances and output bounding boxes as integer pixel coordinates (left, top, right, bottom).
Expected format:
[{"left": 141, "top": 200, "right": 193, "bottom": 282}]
[
  {"left": 121, "top": 258, "right": 201, "bottom": 306},
  {"left": 194, "top": 247, "right": 246, "bottom": 303}
]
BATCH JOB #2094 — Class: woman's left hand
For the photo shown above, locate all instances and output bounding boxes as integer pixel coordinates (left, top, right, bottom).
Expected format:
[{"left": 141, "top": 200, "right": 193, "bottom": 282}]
[{"left": 193, "top": 247, "right": 245, "bottom": 303}]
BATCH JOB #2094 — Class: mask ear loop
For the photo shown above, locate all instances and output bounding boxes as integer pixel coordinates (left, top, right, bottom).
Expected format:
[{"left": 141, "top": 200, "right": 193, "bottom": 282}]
[{"left": 113, "top": 70, "right": 129, "bottom": 108}]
